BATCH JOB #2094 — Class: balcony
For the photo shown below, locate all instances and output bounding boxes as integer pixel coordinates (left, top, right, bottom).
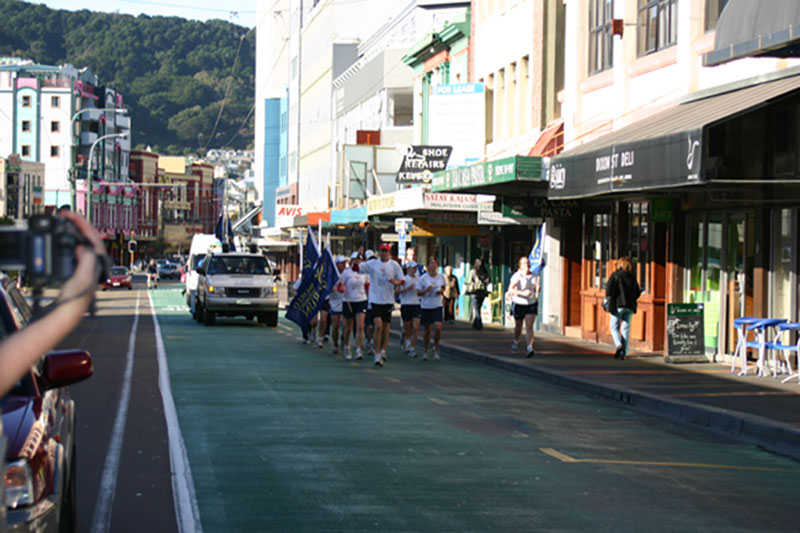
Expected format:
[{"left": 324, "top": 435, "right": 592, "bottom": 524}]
[
  {"left": 80, "top": 131, "right": 98, "bottom": 146},
  {"left": 115, "top": 115, "right": 131, "bottom": 129}
]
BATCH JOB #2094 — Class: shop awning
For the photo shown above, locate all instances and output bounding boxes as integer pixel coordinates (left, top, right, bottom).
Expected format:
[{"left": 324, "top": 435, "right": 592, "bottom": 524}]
[
  {"left": 431, "top": 156, "right": 544, "bottom": 196},
  {"left": 528, "top": 120, "right": 564, "bottom": 157},
  {"left": 705, "top": 0, "right": 800, "bottom": 66},
  {"left": 546, "top": 70, "right": 800, "bottom": 200}
]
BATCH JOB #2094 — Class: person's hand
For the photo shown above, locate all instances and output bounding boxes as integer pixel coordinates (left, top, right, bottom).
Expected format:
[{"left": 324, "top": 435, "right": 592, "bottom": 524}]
[{"left": 58, "top": 211, "right": 106, "bottom": 303}]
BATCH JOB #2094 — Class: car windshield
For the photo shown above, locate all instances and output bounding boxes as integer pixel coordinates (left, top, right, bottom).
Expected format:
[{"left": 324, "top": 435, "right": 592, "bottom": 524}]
[
  {"left": 111, "top": 267, "right": 128, "bottom": 276},
  {"left": 207, "top": 256, "right": 271, "bottom": 275}
]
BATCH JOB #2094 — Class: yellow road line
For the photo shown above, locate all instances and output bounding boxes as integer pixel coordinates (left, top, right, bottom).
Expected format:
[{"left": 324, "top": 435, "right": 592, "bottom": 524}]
[
  {"left": 540, "top": 448, "right": 800, "bottom": 472},
  {"left": 428, "top": 397, "right": 450, "bottom": 406},
  {"left": 385, "top": 377, "right": 402, "bottom": 383},
  {"left": 511, "top": 431, "right": 529, "bottom": 439},
  {"left": 277, "top": 324, "right": 293, "bottom": 332}
]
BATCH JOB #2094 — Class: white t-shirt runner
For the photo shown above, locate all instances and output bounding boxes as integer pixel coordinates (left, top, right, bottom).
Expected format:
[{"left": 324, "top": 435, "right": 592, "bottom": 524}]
[
  {"left": 358, "top": 259, "right": 404, "bottom": 305},
  {"left": 341, "top": 267, "right": 367, "bottom": 302},
  {"left": 509, "top": 270, "right": 539, "bottom": 305},
  {"left": 417, "top": 272, "right": 446, "bottom": 309},
  {"left": 328, "top": 278, "right": 345, "bottom": 312},
  {"left": 398, "top": 274, "right": 420, "bottom": 306}
]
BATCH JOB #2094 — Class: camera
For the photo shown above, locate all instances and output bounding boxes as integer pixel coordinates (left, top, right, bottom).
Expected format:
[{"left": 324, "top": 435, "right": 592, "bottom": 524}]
[{"left": 0, "top": 215, "right": 91, "bottom": 287}]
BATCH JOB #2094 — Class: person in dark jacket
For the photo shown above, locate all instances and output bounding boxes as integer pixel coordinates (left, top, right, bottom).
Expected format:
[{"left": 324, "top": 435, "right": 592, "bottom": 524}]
[
  {"left": 467, "top": 259, "right": 489, "bottom": 329},
  {"left": 605, "top": 257, "right": 641, "bottom": 359}
]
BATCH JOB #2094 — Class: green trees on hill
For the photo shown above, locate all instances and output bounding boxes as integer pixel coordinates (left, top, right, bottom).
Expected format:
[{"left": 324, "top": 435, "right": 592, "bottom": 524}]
[{"left": 0, "top": 0, "right": 255, "bottom": 155}]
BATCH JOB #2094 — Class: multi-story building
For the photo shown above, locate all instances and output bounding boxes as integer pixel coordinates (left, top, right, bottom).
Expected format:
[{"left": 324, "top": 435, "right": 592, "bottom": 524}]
[{"left": 0, "top": 155, "right": 44, "bottom": 220}]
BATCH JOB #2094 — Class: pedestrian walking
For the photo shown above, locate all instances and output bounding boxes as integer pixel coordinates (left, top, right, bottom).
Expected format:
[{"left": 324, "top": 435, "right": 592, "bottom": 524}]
[
  {"left": 417, "top": 257, "right": 446, "bottom": 361},
  {"left": 442, "top": 265, "right": 460, "bottom": 323},
  {"left": 358, "top": 243, "right": 405, "bottom": 367},
  {"left": 466, "top": 258, "right": 489, "bottom": 330},
  {"left": 146, "top": 259, "right": 159, "bottom": 290},
  {"left": 396, "top": 260, "right": 421, "bottom": 357},
  {"left": 341, "top": 252, "right": 368, "bottom": 360},
  {"left": 605, "top": 256, "right": 641, "bottom": 359},
  {"left": 508, "top": 256, "right": 540, "bottom": 358},
  {"left": 328, "top": 255, "right": 348, "bottom": 354}
]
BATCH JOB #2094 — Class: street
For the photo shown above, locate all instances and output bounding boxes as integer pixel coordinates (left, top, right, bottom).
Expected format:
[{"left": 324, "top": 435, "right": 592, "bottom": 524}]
[{"left": 61, "top": 281, "right": 800, "bottom": 532}]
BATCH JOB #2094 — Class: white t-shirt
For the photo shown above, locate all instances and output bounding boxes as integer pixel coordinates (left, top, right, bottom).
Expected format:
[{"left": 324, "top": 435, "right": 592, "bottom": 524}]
[
  {"left": 509, "top": 271, "right": 539, "bottom": 305},
  {"left": 341, "top": 267, "right": 367, "bottom": 302},
  {"left": 397, "top": 274, "right": 419, "bottom": 306},
  {"left": 328, "top": 278, "right": 345, "bottom": 312},
  {"left": 359, "top": 258, "right": 404, "bottom": 305},
  {"left": 417, "top": 272, "right": 446, "bottom": 309}
]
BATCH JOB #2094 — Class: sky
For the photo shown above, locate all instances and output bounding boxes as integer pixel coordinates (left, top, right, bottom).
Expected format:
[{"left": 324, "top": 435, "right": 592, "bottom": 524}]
[{"left": 35, "top": 0, "right": 257, "bottom": 28}]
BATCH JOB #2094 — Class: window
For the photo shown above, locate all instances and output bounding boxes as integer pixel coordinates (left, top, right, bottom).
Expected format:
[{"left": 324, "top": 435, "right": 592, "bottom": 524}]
[
  {"left": 51, "top": 145, "right": 60, "bottom": 157},
  {"left": 51, "top": 96, "right": 60, "bottom": 107},
  {"left": 588, "top": 211, "right": 612, "bottom": 289},
  {"left": 21, "top": 145, "right": 30, "bottom": 157},
  {"left": 627, "top": 202, "right": 649, "bottom": 292},
  {"left": 705, "top": 0, "right": 729, "bottom": 31},
  {"left": 21, "top": 121, "right": 31, "bottom": 132},
  {"left": 51, "top": 121, "right": 60, "bottom": 133},
  {"left": 21, "top": 95, "right": 31, "bottom": 107},
  {"left": 638, "top": 0, "right": 678, "bottom": 56},
  {"left": 589, "top": 0, "right": 614, "bottom": 74}
]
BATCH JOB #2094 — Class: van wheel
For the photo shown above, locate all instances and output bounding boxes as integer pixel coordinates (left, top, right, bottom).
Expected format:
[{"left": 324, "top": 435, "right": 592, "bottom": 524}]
[{"left": 203, "top": 308, "right": 215, "bottom": 326}]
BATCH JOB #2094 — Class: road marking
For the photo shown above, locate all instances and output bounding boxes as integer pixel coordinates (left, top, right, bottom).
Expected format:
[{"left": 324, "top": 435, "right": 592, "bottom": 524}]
[
  {"left": 668, "top": 391, "right": 799, "bottom": 398},
  {"left": 149, "top": 292, "right": 203, "bottom": 533},
  {"left": 428, "top": 397, "right": 450, "bottom": 406},
  {"left": 278, "top": 324, "right": 293, "bottom": 332},
  {"left": 385, "top": 377, "right": 402, "bottom": 383},
  {"left": 539, "top": 448, "right": 800, "bottom": 472},
  {"left": 91, "top": 295, "right": 140, "bottom": 533},
  {"left": 511, "top": 431, "right": 529, "bottom": 439}
]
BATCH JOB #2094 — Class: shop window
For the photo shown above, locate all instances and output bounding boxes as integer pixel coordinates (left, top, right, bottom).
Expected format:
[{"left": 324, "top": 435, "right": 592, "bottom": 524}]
[
  {"left": 637, "top": 0, "right": 678, "bottom": 56},
  {"left": 627, "top": 202, "right": 649, "bottom": 293},
  {"left": 772, "top": 209, "right": 795, "bottom": 320},
  {"left": 589, "top": 0, "right": 614, "bottom": 74},
  {"left": 589, "top": 212, "right": 612, "bottom": 289},
  {"left": 705, "top": 0, "right": 729, "bottom": 31}
]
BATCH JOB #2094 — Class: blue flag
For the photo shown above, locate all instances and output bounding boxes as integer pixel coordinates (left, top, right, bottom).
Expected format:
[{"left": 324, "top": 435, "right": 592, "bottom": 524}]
[
  {"left": 215, "top": 215, "right": 236, "bottom": 251},
  {"left": 286, "top": 247, "right": 340, "bottom": 329},
  {"left": 529, "top": 223, "right": 546, "bottom": 275},
  {"left": 302, "top": 228, "right": 320, "bottom": 278}
]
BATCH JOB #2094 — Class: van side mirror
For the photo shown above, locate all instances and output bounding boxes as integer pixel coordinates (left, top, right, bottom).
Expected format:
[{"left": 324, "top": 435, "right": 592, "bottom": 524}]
[{"left": 195, "top": 267, "right": 205, "bottom": 275}]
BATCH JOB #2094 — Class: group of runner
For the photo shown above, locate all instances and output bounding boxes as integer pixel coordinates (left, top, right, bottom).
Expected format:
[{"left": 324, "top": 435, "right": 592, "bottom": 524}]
[{"left": 303, "top": 244, "right": 446, "bottom": 367}]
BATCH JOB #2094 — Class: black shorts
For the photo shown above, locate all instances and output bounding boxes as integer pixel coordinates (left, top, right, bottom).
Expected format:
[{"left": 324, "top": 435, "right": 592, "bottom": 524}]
[
  {"left": 512, "top": 302, "right": 538, "bottom": 320},
  {"left": 401, "top": 304, "right": 421, "bottom": 322},
  {"left": 421, "top": 307, "right": 443, "bottom": 326},
  {"left": 320, "top": 299, "right": 330, "bottom": 313},
  {"left": 365, "top": 307, "right": 374, "bottom": 326},
  {"left": 342, "top": 300, "right": 367, "bottom": 319},
  {"left": 371, "top": 303, "right": 393, "bottom": 323}
]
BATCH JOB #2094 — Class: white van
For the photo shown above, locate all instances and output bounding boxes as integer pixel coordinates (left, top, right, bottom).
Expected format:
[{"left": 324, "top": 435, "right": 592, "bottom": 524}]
[{"left": 186, "top": 234, "right": 221, "bottom": 313}]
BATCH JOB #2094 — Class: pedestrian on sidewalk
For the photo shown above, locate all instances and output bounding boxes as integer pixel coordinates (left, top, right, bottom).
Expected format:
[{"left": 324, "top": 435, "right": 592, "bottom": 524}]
[
  {"left": 341, "top": 252, "right": 368, "bottom": 360},
  {"left": 508, "top": 256, "right": 540, "bottom": 358},
  {"left": 328, "top": 255, "right": 348, "bottom": 354},
  {"left": 358, "top": 243, "right": 405, "bottom": 367},
  {"left": 442, "top": 265, "right": 460, "bottom": 323},
  {"left": 417, "top": 256, "right": 446, "bottom": 361},
  {"left": 606, "top": 256, "right": 641, "bottom": 359},
  {"left": 397, "top": 260, "right": 421, "bottom": 357},
  {"left": 466, "top": 258, "right": 489, "bottom": 330}
]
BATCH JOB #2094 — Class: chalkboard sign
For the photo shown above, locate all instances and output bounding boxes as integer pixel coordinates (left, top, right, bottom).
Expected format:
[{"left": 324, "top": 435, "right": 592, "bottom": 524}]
[{"left": 666, "top": 303, "right": 707, "bottom": 363}]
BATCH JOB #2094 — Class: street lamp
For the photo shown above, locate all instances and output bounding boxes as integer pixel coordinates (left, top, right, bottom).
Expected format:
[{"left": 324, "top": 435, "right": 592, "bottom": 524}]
[
  {"left": 70, "top": 107, "right": 128, "bottom": 211},
  {"left": 87, "top": 132, "right": 128, "bottom": 225}
]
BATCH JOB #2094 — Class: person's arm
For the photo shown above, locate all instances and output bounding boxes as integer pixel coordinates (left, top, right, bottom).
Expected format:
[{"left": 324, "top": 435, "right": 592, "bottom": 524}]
[{"left": 0, "top": 212, "right": 105, "bottom": 396}]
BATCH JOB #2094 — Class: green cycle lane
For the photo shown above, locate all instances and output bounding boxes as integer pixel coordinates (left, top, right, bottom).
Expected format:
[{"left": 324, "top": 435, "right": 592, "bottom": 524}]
[{"left": 150, "top": 288, "right": 800, "bottom": 532}]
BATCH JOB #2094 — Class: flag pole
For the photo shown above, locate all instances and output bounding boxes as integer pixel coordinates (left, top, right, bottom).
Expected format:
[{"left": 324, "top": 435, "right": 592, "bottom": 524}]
[{"left": 299, "top": 228, "right": 303, "bottom": 279}]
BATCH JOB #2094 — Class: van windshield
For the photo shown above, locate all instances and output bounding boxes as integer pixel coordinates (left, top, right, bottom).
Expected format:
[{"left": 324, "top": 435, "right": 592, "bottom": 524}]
[{"left": 207, "top": 256, "right": 272, "bottom": 275}]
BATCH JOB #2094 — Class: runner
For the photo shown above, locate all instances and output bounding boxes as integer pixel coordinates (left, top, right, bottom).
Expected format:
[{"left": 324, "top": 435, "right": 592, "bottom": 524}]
[
  {"left": 341, "top": 252, "right": 368, "bottom": 360},
  {"left": 328, "top": 255, "right": 348, "bottom": 354},
  {"left": 358, "top": 243, "right": 404, "bottom": 367},
  {"left": 363, "top": 249, "right": 376, "bottom": 355},
  {"left": 417, "top": 256, "right": 446, "bottom": 361},
  {"left": 508, "top": 256, "right": 540, "bottom": 358},
  {"left": 396, "top": 260, "right": 421, "bottom": 358}
]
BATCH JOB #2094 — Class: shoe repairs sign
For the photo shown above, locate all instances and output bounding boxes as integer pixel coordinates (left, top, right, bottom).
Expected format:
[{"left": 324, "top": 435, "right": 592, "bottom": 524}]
[{"left": 396, "top": 145, "right": 452, "bottom": 184}]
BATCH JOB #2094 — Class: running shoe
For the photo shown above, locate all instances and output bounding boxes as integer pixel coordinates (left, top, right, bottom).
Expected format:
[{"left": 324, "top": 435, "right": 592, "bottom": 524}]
[
  {"left": 511, "top": 340, "right": 519, "bottom": 353},
  {"left": 433, "top": 347, "right": 440, "bottom": 361},
  {"left": 355, "top": 348, "right": 364, "bottom": 360},
  {"left": 526, "top": 345, "right": 535, "bottom": 358},
  {"left": 422, "top": 352, "right": 429, "bottom": 361},
  {"left": 373, "top": 353, "right": 383, "bottom": 367}
]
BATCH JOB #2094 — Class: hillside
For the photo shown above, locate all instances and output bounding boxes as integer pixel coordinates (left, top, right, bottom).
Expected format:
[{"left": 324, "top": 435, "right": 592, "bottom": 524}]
[{"left": 0, "top": 0, "right": 255, "bottom": 155}]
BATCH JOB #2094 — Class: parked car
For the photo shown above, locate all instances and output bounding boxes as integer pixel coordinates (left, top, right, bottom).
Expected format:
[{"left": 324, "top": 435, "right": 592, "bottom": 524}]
[
  {"left": 101, "top": 266, "right": 133, "bottom": 290},
  {"left": 0, "top": 273, "right": 93, "bottom": 532},
  {"left": 195, "top": 252, "right": 279, "bottom": 326}
]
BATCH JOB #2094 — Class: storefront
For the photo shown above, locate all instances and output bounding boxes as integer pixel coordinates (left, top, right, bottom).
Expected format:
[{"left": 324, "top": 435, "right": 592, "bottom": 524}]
[{"left": 546, "top": 70, "right": 800, "bottom": 358}]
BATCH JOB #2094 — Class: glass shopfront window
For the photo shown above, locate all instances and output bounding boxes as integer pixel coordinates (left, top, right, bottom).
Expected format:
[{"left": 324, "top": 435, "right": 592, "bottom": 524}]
[
  {"left": 772, "top": 208, "right": 796, "bottom": 321},
  {"left": 627, "top": 202, "right": 649, "bottom": 293},
  {"left": 590, "top": 212, "right": 611, "bottom": 289}
]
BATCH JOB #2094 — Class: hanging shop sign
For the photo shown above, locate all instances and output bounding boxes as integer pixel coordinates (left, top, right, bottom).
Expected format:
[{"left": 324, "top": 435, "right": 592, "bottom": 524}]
[
  {"left": 423, "top": 192, "right": 491, "bottom": 212},
  {"left": 396, "top": 145, "right": 453, "bottom": 184},
  {"left": 501, "top": 197, "right": 581, "bottom": 219},
  {"left": 431, "top": 156, "right": 542, "bottom": 193},
  {"left": 426, "top": 211, "right": 477, "bottom": 225}
]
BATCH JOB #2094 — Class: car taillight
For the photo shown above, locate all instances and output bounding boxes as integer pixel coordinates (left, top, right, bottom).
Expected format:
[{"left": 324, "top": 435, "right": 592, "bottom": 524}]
[{"left": 4, "top": 459, "right": 34, "bottom": 508}]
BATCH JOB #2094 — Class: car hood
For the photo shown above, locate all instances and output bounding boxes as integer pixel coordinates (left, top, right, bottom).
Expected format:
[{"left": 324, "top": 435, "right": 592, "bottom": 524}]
[
  {"left": 109, "top": 275, "right": 129, "bottom": 281},
  {"left": 1, "top": 396, "right": 34, "bottom": 458}
]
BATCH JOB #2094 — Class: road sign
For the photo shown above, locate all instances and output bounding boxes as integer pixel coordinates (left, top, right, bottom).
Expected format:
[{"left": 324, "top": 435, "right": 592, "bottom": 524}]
[
  {"left": 395, "top": 217, "right": 413, "bottom": 234},
  {"left": 398, "top": 231, "right": 407, "bottom": 259}
]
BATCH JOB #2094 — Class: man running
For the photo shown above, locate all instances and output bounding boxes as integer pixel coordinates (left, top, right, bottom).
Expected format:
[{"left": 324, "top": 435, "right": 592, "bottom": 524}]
[{"left": 358, "top": 243, "right": 404, "bottom": 367}]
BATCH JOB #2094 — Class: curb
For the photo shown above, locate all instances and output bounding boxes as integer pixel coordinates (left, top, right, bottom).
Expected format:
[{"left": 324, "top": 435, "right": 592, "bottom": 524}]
[{"left": 431, "top": 337, "right": 800, "bottom": 462}]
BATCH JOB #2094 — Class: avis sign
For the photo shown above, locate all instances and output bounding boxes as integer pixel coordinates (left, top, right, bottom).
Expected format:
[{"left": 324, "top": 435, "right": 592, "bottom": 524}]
[
  {"left": 275, "top": 204, "right": 303, "bottom": 228},
  {"left": 396, "top": 145, "right": 452, "bottom": 184}
]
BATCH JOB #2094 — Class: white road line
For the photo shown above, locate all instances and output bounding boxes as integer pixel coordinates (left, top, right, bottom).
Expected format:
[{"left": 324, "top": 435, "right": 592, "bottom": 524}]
[
  {"left": 90, "top": 294, "right": 139, "bottom": 533},
  {"left": 149, "top": 291, "right": 203, "bottom": 533}
]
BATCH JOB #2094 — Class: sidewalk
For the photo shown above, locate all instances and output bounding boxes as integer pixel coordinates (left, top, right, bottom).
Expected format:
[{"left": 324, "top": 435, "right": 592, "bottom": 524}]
[{"left": 392, "top": 317, "right": 800, "bottom": 461}]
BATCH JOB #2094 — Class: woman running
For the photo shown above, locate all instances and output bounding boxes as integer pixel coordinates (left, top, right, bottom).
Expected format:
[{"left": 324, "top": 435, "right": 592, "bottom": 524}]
[
  {"left": 396, "top": 260, "right": 421, "bottom": 358},
  {"left": 341, "top": 252, "right": 368, "bottom": 360},
  {"left": 417, "top": 257, "right": 446, "bottom": 361}
]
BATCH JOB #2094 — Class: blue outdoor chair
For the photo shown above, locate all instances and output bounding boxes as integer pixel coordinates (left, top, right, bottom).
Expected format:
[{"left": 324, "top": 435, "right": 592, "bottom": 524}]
[
  {"left": 731, "top": 317, "right": 760, "bottom": 376},
  {"left": 746, "top": 318, "right": 788, "bottom": 378},
  {"left": 765, "top": 322, "right": 800, "bottom": 383}
]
